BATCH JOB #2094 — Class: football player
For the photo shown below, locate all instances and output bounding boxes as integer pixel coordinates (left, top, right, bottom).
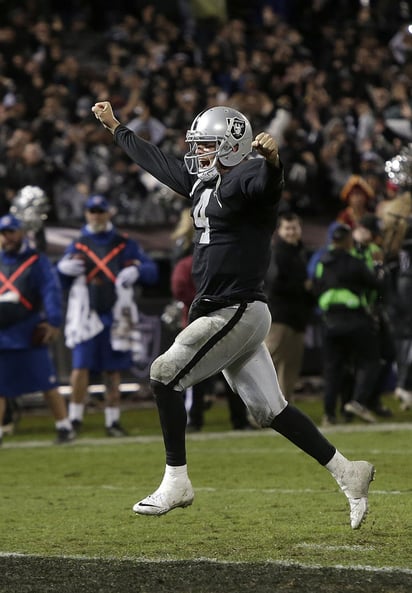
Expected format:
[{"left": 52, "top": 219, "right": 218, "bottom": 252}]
[{"left": 92, "top": 101, "right": 375, "bottom": 529}]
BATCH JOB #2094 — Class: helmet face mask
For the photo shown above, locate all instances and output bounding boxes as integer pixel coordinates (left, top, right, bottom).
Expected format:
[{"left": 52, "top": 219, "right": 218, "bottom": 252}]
[
  {"left": 186, "top": 139, "right": 221, "bottom": 179},
  {"left": 184, "top": 106, "right": 253, "bottom": 179}
]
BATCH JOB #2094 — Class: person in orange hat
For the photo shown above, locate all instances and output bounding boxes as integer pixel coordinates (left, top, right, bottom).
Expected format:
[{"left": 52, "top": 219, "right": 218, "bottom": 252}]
[{"left": 337, "top": 175, "right": 375, "bottom": 229}]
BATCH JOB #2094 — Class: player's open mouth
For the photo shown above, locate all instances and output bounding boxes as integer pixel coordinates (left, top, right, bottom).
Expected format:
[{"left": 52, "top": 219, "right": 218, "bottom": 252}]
[{"left": 199, "top": 157, "right": 212, "bottom": 168}]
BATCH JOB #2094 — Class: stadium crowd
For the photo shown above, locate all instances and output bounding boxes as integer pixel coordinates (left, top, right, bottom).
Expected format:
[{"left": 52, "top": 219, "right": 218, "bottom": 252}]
[{"left": 0, "top": 0, "right": 411, "bottom": 227}]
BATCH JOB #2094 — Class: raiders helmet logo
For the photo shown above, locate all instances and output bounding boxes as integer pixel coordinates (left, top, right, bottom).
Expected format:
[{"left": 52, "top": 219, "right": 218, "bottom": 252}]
[{"left": 229, "top": 118, "right": 246, "bottom": 140}]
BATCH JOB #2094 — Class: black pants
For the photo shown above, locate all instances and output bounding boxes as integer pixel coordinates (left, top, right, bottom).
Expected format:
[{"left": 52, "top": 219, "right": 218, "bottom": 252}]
[
  {"left": 322, "top": 314, "right": 380, "bottom": 418},
  {"left": 186, "top": 379, "right": 212, "bottom": 430}
]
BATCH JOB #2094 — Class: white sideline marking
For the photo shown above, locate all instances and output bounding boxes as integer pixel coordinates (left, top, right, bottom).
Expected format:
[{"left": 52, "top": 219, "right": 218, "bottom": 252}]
[
  {"left": 2, "top": 421, "right": 412, "bottom": 449},
  {"left": 194, "top": 487, "right": 404, "bottom": 495},
  {"left": 0, "top": 552, "right": 411, "bottom": 574},
  {"left": 50, "top": 484, "right": 405, "bottom": 496},
  {"left": 297, "top": 543, "right": 375, "bottom": 551}
]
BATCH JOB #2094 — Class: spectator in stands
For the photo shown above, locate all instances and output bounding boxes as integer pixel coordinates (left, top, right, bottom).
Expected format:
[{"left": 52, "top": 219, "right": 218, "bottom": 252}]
[
  {"left": 125, "top": 99, "right": 166, "bottom": 146},
  {"left": 0, "top": 2, "right": 408, "bottom": 231},
  {"left": 337, "top": 175, "right": 376, "bottom": 229},
  {"left": 319, "top": 118, "right": 360, "bottom": 207},
  {"left": 389, "top": 23, "right": 412, "bottom": 65}
]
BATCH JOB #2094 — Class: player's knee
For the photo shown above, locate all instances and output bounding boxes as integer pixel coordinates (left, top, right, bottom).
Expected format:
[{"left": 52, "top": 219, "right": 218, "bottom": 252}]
[
  {"left": 150, "top": 353, "right": 174, "bottom": 385},
  {"left": 245, "top": 403, "right": 274, "bottom": 428}
]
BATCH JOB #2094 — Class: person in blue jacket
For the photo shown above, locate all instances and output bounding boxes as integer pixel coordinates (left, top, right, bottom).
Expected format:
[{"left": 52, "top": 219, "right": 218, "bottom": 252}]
[
  {"left": 57, "top": 195, "right": 158, "bottom": 436},
  {"left": 0, "top": 214, "right": 74, "bottom": 445},
  {"left": 307, "top": 221, "right": 341, "bottom": 280}
]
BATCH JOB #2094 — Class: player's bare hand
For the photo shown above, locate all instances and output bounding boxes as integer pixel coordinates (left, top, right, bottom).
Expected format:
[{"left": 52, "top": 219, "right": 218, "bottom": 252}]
[
  {"left": 252, "top": 132, "right": 280, "bottom": 166},
  {"left": 92, "top": 101, "right": 120, "bottom": 134}
]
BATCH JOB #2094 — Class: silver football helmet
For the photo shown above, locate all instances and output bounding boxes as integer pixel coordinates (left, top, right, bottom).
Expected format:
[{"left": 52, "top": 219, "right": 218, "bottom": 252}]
[
  {"left": 184, "top": 106, "right": 253, "bottom": 180},
  {"left": 10, "top": 185, "right": 49, "bottom": 232}
]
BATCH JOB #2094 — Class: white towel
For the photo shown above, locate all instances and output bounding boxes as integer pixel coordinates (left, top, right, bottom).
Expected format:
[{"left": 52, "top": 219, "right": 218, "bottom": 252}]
[
  {"left": 64, "top": 275, "right": 104, "bottom": 348},
  {"left": 111, "top": 284, "right": 140, "bottom": 352}
]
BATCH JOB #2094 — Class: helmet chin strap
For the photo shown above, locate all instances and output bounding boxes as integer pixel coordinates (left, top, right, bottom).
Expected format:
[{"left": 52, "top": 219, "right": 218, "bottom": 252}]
[{"left": 197, "top": 166, "right": 219, "bottom": 182}]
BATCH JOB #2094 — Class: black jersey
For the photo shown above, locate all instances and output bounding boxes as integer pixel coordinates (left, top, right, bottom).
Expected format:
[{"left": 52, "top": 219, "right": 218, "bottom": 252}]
[{"left": 114, "top": 125, "right": 284, "bottom": 302}]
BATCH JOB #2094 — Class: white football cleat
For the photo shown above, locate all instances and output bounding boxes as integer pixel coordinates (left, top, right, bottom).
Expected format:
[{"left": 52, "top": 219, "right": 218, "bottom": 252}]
[
  {"left": 133, "top": 479, "right": 194, "bottom": 516},
  {"left": 337, "top": 460, "right": 376, "bottom": 529}
]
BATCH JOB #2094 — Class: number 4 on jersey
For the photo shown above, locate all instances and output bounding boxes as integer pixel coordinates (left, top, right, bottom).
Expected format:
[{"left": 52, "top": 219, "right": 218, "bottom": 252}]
[{"left": 193, "top": 188, "right": 213, "bottom": 244}]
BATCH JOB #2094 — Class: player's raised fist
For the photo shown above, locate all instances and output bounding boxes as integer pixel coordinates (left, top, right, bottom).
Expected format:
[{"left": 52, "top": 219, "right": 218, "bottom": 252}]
[
  {"left": 252, "top": 132, "right": 279, "bottom": 166},
  {"left": 92, "top": 101, "right": 120, "bottom": 134}
]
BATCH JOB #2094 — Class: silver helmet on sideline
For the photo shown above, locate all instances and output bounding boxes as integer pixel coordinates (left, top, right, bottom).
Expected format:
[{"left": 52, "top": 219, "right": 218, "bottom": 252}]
[{"left": 10, "top": 185, "right": 50, "bottom": 232}]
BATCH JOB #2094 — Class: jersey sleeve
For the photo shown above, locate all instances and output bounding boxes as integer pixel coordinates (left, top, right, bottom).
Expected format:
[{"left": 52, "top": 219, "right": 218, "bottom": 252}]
[
  {"left": 114, "top": 125, "right": 193, "bottom": 198},
  {"left": 239, "top": 158, "right": 284, "bottom": 204}
]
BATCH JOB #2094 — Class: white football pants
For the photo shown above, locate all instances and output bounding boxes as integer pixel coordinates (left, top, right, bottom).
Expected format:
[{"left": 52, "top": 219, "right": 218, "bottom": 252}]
[{"left": 150, "top": 301, "right": 288, "bottom": 427}]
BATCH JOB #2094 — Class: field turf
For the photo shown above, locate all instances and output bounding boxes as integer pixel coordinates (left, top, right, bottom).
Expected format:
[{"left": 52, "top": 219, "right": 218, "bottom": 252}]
[{"left": 0, "top": 393, "right": 411, "bottom": 592}]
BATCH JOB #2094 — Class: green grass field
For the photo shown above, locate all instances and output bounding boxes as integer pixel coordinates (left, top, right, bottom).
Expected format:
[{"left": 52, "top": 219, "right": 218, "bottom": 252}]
[{"left": 1, "top": 393, "right": 411, "bottom": 592}]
